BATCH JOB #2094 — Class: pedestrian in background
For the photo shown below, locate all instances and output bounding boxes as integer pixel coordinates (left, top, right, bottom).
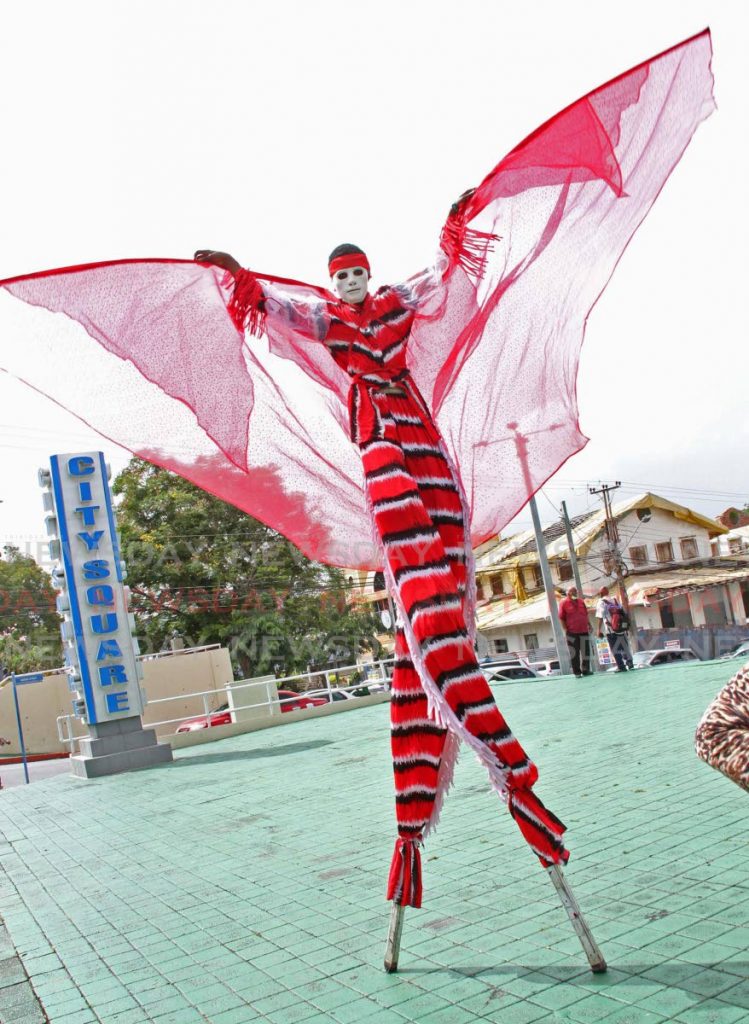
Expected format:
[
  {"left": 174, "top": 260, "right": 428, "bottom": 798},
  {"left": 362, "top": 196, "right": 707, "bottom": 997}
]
[
  {"left": 596, "top": 587, "right": 634, "bottom": 672},
  {"left": 558, "top": 586, "right": 592, "bottom": 678}
]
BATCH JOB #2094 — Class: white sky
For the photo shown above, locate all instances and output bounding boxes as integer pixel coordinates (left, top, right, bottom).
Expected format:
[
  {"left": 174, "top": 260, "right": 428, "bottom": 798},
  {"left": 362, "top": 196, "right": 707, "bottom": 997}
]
[{"left": 0, "top": 0, "right": 747, "bottom": 563}]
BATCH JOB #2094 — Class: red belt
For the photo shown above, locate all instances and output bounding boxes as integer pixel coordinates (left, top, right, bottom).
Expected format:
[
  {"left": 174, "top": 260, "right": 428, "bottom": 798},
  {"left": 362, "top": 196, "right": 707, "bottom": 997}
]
[{"left": 348, "top": 370, "right": 440, "bottom": 447}]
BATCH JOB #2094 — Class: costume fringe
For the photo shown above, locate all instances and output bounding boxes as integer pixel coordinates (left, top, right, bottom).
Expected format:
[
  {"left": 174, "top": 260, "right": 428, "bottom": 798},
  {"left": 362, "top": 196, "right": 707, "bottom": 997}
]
[
  {"left": 440, "top": 216, "right": 500, "bottom": 283},
  {"left": 227, "top": 268, "right": 267, "bottom": 337},
  {"left": 386, "top": 836, "right": 423, "bottom": 908}
]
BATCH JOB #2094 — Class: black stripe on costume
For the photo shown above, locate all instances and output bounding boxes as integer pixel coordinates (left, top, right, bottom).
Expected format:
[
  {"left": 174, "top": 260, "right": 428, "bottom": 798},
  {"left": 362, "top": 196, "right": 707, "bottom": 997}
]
[
  {"left": 378, "top": 305, "right": 408, "bottom": 324},
  {"left": 401, "top": 444, "right": 444, "bottom": 459},
  {"left": 435, "top": 664, "right": 484, "bottom": 692},
  {"left": 476, "top": 726, "right": 513, "bottom": 743},
  {"left": 390, "top": 692, "right": 427, "bottom": 706},
  {"left": 393, "top": 758, "right": 441, "bottom": 773},
  {"left": 393, "top": 558, "right": 450, "bottom": 583},
  {"left": 364, "top": 460, "right": 407, "bottom": 480},
  {"left": 510, "top": 804, "right": 565, "bottom": 852},
  {"left": 398, "top": 824, "right": 424, "bottom": 836},
  {"left": 453, "top": 695, "right": 497, "bottom": 722},
  {"left": 380, "top": 338, "right": 406, "bottom": 360},
  {"left": 394, "top": 657, "right": 415, "bottom": 670},
  {"left": 381, "top": 525, "right": 437, "bottom": 546},
  {"left": 429, "top": 511, "right": 465, "bottom": 526},
  {"left": 406, "top": 593, "right": 459, "bottom": 620},
  {"left": 372, "top": 489, "right": 420, "bottom": 510},
  {"left": 391, "top": 724, "right": 446, "bottom": 738},
  {"left": 415, "top": 480, "right": 458, "bottom": 492},
  {"left": 421, "top": 627, "right": 469, "bottom": 651},
  {"left": 396, "top": 789, "right": 438, "bottom": 805}
]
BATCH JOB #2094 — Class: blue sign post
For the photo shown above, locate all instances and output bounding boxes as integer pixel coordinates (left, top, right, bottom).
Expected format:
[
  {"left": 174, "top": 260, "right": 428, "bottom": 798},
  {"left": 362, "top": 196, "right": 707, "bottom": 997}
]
[
  {"left": 38, "top": 452, "right": 172, "bottom": 778},
  {"left": 11, "top": 672, "right": 43, "bottom": 785}
]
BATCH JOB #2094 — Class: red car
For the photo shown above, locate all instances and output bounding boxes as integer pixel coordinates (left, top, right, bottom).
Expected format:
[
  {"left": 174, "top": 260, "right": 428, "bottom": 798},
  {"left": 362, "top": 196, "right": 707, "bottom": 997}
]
[
  {"left": 277, "top": 690, "right": 327, "bottom": 712},
  {"left": 175, "top": 703, "right": 232, "bottom": 733},
  {"left": 175, "top": 690, "right": 326, "bottom": 733}
]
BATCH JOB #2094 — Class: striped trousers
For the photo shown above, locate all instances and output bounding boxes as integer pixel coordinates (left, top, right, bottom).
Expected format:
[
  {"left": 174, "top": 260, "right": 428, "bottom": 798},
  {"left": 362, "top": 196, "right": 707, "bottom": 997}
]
[{"left": 359, "top": 389, "right": 568, "bottom": 907}]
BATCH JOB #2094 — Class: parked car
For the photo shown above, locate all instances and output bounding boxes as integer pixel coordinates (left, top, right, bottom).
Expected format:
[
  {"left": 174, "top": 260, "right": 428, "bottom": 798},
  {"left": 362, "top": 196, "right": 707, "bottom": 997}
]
[
  {"left": 531, "top": 659, "right": 561, "bottom": 677},
  {"left": 175, "top": 689, "right": 327, "bottom": 732},
  {"left": 277, "top": 689, "right": 328, "bottom": 711},
  {"left": 719, "top": 639, "right": 749, "bottom": 661},
  {"left": 630, "top": 648, "right": 699, "bottom": 669},
  {"left": 310, "top": 684, "right": 383, "bottom": 702},
  {"left": 175, "top": 703, "right": 232, "bottom": 733},
  {"left": 480, "top": 658, "right": 537, "bottom": 682},
  {"left": 486, "top": 665, "right": 540, "bottom": 682}
]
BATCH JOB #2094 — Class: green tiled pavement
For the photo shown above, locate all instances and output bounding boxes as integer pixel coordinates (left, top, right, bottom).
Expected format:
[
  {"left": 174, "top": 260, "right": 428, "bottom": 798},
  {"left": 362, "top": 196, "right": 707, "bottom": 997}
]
[{"left": 1, "top": 660, "right": 747, "bottom": 1023}]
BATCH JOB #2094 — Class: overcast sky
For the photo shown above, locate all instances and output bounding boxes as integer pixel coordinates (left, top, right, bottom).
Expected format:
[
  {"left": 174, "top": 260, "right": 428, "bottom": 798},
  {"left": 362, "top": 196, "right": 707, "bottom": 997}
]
[{"left": 0, "top": 0, "right": 747, "bottom": 564}]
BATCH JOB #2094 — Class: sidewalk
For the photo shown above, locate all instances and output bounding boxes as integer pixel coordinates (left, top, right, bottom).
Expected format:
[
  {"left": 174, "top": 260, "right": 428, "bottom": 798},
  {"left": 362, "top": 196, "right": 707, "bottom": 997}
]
[{"left": 1, "top": 660, "right": 747, "bottom": 1024}]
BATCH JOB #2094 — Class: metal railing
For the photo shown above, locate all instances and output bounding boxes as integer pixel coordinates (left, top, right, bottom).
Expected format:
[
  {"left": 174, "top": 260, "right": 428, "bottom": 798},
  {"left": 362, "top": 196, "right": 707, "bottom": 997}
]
[
  {"left": 144, "top": 657, "right": 394, "bottom": 733},
  {"left": 137, "top": 643, "right": 221, "bottom": 662}
]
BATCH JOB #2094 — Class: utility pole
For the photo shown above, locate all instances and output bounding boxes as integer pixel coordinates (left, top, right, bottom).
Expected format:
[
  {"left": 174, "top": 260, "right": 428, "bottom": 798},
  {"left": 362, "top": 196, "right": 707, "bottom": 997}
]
[
  {"left": 560, "top": 500, "right": 598, "bottom": 673},
  {"left": 508, "top": 423, "right": 572, "bottom": 676},
  {"left": 589, "top": 482, "right": 637, "bottom": 651}
]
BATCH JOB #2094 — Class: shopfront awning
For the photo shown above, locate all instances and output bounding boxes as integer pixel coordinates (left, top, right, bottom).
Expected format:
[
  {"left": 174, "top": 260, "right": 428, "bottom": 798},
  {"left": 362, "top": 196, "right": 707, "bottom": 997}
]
[{"left": 627, "top": 566, "right": 749, "bottom": 607}]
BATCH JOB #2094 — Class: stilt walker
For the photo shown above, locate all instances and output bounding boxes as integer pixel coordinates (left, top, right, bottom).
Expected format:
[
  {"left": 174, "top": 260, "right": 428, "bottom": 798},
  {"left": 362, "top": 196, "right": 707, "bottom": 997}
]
[{"left": 0, "top": 31, "right": 714, "bottom": 975}]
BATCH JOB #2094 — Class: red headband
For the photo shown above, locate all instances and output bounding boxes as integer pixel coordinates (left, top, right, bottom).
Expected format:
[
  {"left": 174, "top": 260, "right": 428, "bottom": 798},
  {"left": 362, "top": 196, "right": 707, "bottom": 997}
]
[{"left": 329, "top": 252, "right": 371, "bottom": 275}]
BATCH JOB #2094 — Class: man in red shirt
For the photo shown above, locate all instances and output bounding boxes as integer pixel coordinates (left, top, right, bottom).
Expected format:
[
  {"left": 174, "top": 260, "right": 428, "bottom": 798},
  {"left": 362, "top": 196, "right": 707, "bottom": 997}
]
[{"left": 558, "top": 586, "right": 593, "bottom": 678}]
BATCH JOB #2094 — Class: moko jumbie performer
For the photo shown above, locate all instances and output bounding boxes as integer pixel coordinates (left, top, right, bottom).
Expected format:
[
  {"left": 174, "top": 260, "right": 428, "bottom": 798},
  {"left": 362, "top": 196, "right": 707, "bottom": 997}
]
[{"left": 0, "top": 30, "right": 714, "bottom": 972}]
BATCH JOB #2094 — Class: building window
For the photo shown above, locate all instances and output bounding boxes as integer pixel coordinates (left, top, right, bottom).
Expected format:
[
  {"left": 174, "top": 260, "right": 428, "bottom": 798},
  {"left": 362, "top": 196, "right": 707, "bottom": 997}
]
[
  {"left": 658, "top": 594, "right": 692, "bottom": 628},
  {"left": 655, "top": 541, "right": 674, "bottom": 563},
  {"left": 531, "top": 566, "right": 543, "bottom": 590},
  {"left": 493, "top": 638, "right": 508, "bottom": 654},
  {"left": 490, "top": 574, "right": 504, "bottom": 596},
  {"left": 680, "top": 537, "right": 698, "bottom": 560},
  {"left": 728, "top": 537, "right": 743, "bottom": 555},
  {"left": 523, "top": 633, "right": 539, "bottom": 651},
  {"left": 372, "top": 571, "right": 385, "bottom": 592},
  {"left": 701, "top": 588, "right": 727, "bottom": 626},
  {"left": 557, "top": 560, "right": 573, "bottom": 582},
  {"left": 629, "top": 545, "right": 648, "bottom": 567}
]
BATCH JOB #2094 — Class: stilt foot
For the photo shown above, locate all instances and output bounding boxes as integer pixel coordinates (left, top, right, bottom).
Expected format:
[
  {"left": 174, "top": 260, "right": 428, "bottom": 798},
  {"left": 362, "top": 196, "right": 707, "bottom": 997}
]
[
  {"left": 546, "top": 864, "right": 607, "bottom": 974},
  {"left": 384, "top": 902, "right": 405, "bottom": 973}
]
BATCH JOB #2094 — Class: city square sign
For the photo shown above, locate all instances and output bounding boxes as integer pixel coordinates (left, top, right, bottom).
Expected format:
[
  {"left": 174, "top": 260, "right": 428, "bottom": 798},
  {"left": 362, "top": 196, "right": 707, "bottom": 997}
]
[{"left": 40, "top": 452, "right": 144, "bottom": 725}]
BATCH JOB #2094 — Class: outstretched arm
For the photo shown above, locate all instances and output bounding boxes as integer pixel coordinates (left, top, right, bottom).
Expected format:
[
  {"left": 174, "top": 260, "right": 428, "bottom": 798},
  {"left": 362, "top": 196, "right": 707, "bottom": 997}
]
[
  {"left": 194, "top": 250, "right": 329, "bottom": 342},
  {"left": 194, "top": 250, "right": 241, "bottom": 276}
]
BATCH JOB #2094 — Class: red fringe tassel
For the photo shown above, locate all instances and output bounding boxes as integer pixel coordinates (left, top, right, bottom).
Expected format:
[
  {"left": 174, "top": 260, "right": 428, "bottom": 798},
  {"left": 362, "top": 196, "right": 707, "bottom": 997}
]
[
  {"left": 440, "top": 215, "right": 500, "bottom": 282},
  {"left": 227, "top": 268, "right": 267, "bottom": 337},
  {"left": 386, "top": 836, "right": 423, "bottom": 908}
]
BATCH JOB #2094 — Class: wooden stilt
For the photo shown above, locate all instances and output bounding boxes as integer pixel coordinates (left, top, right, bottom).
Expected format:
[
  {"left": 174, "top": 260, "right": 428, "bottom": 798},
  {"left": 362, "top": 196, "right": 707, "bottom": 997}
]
[
  {"left": 546, "top": 864, "right": 607, "bottom": 973},
  {"left": 383, "top": 903, "right": 406, "bottom": 973}
]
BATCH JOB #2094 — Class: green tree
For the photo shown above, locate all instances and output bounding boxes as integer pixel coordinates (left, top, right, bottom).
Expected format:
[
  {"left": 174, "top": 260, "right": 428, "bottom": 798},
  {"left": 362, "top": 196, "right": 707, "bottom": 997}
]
[
  {"left": 113, "top": 459, "right": 383, "bottom": 678},
  {"left": 0, "top": 545, "right": 61, "bottom": 675}
]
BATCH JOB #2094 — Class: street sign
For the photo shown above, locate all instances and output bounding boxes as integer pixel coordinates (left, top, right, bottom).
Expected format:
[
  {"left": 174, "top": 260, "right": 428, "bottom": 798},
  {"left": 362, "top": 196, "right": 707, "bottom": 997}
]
[{"left": 14, "top": 673, "right": 44, "bottom": 685}]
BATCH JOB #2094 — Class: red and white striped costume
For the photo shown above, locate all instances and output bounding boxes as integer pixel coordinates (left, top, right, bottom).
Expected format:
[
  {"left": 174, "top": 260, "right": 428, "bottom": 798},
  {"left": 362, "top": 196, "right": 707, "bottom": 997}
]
[{"left": 230, "top": 264, "right": 570, "bottom": 907}]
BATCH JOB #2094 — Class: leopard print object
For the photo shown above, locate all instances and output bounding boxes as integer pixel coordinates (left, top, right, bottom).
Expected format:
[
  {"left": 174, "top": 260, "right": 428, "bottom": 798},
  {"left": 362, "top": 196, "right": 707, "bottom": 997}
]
[{"left": 694, "top": 662, "right": 749, "bottom": 792}]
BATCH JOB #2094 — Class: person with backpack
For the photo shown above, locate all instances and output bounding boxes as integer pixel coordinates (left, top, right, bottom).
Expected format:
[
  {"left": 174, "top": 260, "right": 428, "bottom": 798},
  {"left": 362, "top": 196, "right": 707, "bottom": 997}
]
[{"left": 596, "top": 587, "right": 634, "bottom": 672}]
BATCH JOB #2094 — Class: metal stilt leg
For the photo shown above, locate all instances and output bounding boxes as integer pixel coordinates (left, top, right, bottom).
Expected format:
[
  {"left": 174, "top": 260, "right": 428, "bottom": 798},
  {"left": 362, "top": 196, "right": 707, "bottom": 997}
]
[
  {"left": 384, "top": 903, "right": 406, "bottom": 973},
  {"left": 546, "top": 864, "right": 607, "bottom": 973}
]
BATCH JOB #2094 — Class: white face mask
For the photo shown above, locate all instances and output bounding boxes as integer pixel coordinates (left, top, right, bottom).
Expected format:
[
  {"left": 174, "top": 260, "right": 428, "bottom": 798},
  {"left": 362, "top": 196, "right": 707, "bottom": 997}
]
[{"left": 331, "top": 266, "right": 369, "bottom": 304}]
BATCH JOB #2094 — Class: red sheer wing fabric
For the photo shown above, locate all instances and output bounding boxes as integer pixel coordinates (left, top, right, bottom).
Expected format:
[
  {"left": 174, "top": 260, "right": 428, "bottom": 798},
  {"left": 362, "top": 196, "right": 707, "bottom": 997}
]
[
  {"left": 414, "top": 30, "right": 714, "bottom": 548},
  {"left": 0, "top": 31, "right": 713, "bottom": 569},
  {"left": 0, "top": 261, "right": 372, "bottom": 565}
]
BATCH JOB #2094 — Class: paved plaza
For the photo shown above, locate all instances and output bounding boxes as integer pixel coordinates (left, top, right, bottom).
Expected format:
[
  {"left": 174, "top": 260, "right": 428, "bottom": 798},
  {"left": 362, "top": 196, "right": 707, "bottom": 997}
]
[{"left": 1, "top": 659, "right": 747, "bottom": 1024}]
